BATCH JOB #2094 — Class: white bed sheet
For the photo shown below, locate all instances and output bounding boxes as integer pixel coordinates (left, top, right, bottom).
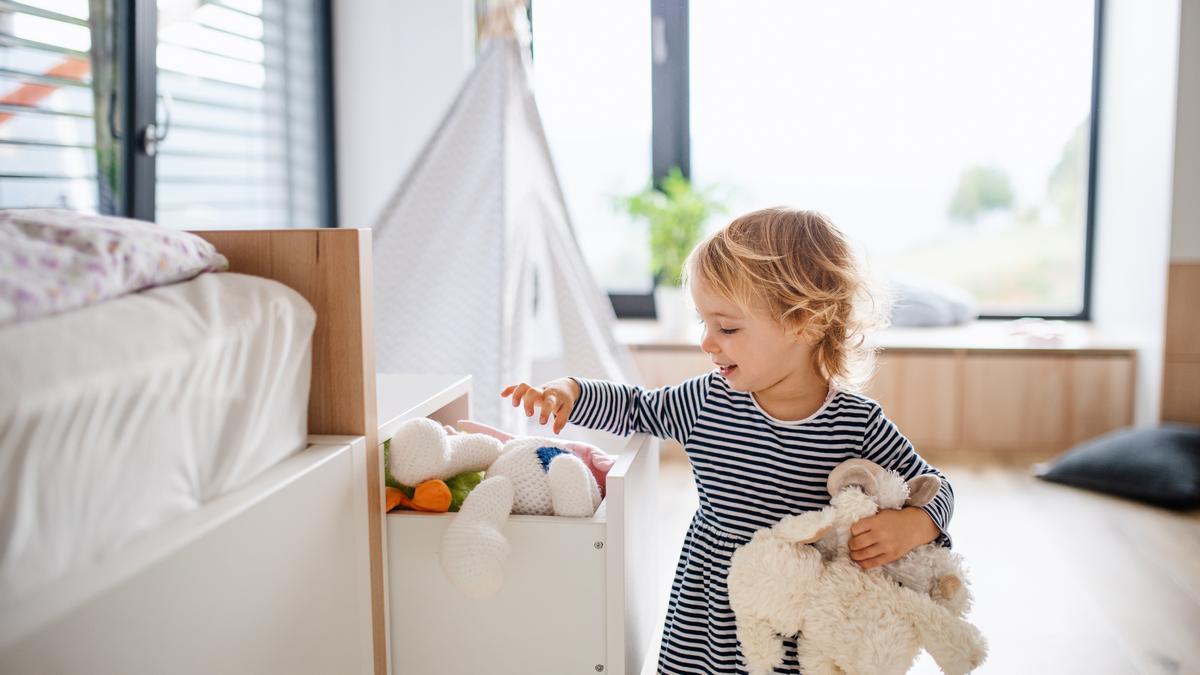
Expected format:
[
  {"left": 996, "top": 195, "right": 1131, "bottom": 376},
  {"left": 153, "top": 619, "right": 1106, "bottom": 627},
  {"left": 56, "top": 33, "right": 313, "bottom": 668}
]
[{"left": 0, "top": 272, "right": 315, "bottom": 604}]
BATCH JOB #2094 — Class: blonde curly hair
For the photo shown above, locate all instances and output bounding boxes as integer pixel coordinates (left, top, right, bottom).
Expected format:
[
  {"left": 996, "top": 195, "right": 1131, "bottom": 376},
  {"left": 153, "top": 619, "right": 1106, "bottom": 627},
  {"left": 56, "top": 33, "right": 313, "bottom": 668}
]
[{"left": 683, "top": 207, "right": 890, "bottom": 392}]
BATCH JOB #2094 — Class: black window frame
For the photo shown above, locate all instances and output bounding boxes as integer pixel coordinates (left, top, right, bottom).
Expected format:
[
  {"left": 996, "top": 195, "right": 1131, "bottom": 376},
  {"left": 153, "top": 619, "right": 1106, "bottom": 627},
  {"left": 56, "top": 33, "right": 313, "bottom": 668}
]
[
  {"left": 113, "top": 0, "right": 338, "bottom": 227},
  {"left": 608, "top": 0, "right": 1104, "bottom": 321}
]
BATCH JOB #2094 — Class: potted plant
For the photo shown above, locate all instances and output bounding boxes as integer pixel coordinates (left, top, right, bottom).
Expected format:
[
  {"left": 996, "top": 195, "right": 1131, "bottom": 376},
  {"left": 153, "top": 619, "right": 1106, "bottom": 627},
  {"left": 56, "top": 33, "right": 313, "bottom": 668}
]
[{"left": 616, "top": 167, "right": 725, "bottom": 333}]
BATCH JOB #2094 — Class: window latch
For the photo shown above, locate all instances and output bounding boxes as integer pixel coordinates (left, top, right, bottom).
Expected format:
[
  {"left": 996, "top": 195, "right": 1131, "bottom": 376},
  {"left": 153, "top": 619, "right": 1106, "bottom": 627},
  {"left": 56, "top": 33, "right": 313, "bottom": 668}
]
[{"left": 139, "top": 91, "right": 173, "bottom": 157}]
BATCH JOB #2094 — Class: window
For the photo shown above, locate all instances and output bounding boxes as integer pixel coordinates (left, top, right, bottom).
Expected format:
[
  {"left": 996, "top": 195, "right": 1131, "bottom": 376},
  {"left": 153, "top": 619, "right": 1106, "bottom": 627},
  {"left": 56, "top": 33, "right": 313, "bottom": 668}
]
[
  {"left": 0, "top": 0, "right": 334, "bottom": 228},
  {"left": 531, "top": 1, "right": 653, "bottom": 293},
  {"left": 0, "top": 0, "right": 115, "bottom": 212},
  {"left": 689, "top": 0, "right": 1101, "bottom": 318},
  {"left": 155, "top": 0, "right": 328, "bottom": 228},
  {"left": 533, "top": 0, "right": 1102, "bottom": 319}
]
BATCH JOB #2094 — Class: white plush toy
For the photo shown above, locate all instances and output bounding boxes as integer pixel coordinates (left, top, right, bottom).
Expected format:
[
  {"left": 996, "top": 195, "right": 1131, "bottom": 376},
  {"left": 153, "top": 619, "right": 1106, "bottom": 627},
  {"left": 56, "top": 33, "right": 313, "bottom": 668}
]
[
  {"left": 388, "top": 417, "right": 603, "bottom": 599},
  {"left": 811, "top": 459, "right": 972, "bottom": 615},
  {"left": 727, "top": 459, "right": 987, "bottom": 675}
]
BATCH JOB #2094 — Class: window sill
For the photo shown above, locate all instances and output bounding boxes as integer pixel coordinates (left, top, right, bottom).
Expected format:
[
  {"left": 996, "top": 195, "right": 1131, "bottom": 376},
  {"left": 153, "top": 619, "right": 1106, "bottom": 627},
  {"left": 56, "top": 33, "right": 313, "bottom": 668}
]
[{"left": 613, "top": 318, "right": 1138, "bottom": 356}]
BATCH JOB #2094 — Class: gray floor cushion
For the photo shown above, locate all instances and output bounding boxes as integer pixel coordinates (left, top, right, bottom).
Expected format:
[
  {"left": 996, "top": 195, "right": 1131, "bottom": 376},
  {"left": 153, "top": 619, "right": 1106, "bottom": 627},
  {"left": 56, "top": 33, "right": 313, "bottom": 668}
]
[{"left": 1034, "top": 424, "right": 1200, "bottom": 509}]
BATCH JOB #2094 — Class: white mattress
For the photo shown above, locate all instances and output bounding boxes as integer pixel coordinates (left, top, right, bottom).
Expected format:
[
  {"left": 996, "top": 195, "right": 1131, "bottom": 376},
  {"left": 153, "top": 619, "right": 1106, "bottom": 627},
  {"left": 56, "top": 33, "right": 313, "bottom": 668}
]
[{"left": 0, "top": 272, "right": 315, "bottom": 604}]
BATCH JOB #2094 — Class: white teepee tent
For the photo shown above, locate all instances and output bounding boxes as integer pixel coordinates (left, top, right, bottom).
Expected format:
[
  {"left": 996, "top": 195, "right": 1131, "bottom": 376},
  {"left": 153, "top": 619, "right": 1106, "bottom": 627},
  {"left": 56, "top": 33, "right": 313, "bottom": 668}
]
[{"left": 371, "top": 26, "right": 639, "bottom": 434}]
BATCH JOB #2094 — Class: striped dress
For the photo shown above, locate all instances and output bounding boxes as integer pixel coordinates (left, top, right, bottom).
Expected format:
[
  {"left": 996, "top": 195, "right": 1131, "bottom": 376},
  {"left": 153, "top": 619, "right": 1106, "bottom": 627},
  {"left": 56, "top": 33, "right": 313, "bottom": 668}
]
[{"left": 568, "top": 372, "right": 955, "bottom": 674}]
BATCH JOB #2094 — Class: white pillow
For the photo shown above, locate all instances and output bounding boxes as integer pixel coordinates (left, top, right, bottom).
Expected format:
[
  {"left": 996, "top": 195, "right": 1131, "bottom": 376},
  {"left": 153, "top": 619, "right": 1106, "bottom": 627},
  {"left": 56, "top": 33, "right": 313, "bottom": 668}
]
[
  {"left": 0, "top": 209, "right": 228, "bottom": 326},
  {"left": 889, "top": 277, "right": 978, "bottom": 327}
]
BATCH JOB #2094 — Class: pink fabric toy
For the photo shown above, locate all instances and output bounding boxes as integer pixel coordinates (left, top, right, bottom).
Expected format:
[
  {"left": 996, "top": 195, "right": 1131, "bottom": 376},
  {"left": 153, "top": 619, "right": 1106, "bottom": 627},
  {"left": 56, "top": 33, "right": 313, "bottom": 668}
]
[{"left": 452, "top": 419, "right": 615, "bottom": 497}]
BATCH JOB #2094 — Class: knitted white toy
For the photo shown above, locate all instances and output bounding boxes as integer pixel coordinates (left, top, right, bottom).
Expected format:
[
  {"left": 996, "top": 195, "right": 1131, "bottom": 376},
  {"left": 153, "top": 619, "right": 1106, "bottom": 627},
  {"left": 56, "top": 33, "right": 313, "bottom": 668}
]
[
  {"left": 728, "top": 459, "right": 987, "bottom": 675},
  {"left": 387, "top": 417, "right": 602, "bottom": 599},
  {"left": 387, "top": 417, "right": 504, "bottom": 487}
]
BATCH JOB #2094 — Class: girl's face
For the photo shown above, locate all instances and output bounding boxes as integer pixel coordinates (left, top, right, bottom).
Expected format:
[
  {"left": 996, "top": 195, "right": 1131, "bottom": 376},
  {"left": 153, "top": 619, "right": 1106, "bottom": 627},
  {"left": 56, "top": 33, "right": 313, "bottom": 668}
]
[{"left": 690, "top": 279, "right": 816, "bottom": 395}]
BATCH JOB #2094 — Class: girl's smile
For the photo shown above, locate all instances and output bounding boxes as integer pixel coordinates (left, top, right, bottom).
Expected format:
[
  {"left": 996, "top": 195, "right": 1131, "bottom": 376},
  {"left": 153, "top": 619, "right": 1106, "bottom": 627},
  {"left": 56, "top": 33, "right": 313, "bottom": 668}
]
[{"left": 690, "top": 278, "right": 827, "bottom": 420}]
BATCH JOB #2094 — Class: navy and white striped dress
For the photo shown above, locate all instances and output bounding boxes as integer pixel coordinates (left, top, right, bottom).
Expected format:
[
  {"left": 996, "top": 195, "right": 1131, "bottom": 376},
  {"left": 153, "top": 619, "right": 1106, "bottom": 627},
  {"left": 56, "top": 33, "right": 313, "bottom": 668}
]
[{"left": 568, "top": 372, "right": 955, "bottom": 674}]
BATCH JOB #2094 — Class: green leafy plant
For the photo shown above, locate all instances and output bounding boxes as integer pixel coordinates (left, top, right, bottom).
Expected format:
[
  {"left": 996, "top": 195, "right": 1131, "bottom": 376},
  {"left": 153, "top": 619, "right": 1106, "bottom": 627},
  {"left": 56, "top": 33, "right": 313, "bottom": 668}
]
[
  {"left": 947, "top": 164, "right": 1015, "bottom": 225},
  {"left": 616, "top": 167, "right": 726, "bottom": 287}
]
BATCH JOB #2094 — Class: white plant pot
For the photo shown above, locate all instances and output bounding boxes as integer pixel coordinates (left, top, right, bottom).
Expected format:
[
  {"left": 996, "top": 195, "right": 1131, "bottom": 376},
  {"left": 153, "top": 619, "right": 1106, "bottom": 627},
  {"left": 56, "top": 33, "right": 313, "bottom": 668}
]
[{"left": 654, "top": 285, "right": 691, "bottom": 338}]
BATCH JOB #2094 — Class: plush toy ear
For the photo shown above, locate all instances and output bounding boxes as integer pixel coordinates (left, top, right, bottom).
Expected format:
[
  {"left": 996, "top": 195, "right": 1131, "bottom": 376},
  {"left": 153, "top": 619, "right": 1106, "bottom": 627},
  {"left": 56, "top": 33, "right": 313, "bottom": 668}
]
[
  {"left": 455, "top": 419, "right": 514, "bottom": 443},
  {"left": 828, "top": 458, "right": 881, "bottom": 497},
  {"left": 565, "top": 443, "right": 614, "bottom": 498},
  {"left": 904, "top": 474, "right": 941, "bottom": 507}
]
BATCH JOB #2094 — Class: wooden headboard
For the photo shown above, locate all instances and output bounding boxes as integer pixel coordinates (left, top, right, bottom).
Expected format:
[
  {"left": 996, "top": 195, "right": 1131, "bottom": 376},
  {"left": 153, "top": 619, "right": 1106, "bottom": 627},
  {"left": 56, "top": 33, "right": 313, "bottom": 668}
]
[
  {"left": 190, "top": 228, "right": 386, "bottom": 675},
  {"left": 191, "top": 229, "right": 376, "bottom": 438}
]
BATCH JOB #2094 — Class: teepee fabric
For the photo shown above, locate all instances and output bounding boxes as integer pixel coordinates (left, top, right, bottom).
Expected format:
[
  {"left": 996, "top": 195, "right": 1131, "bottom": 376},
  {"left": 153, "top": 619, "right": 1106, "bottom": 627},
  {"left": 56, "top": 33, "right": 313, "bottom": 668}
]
[{"left": 371, "top": 35, "right": 638, "bottom": 433}]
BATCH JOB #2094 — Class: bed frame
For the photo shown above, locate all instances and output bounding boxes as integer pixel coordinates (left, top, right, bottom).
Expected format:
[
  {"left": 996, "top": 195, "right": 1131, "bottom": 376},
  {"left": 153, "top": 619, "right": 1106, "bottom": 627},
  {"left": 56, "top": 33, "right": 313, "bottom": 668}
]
[{"left": 0, "top": 229, "right": 385, "bottom": 675}]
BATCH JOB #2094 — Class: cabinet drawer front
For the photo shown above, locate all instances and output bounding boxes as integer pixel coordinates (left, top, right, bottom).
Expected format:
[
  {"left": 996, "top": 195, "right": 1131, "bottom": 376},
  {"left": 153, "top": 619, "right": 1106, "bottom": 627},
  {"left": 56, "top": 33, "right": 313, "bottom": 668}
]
[
  {"left": 387, "top": 512, "right": 608, "bottom": 674},
  {"left": 963, "top": 355, "right": 1071, "bottom": 454},
  {"left": 866, "top": 352, "right": 961, "bottom": 453}
]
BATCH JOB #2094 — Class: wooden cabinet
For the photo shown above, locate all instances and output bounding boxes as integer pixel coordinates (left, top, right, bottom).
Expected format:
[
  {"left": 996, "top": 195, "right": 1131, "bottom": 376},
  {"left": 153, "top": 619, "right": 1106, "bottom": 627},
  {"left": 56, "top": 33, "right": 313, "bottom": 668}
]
[
  {"left": 1067, "top": 356, "right": 1138, "bottom": 445},
  {"left": 865, "top": 352, "right": 961, "bottom": 452},
  {"left": 955, "top": 354, "right": 1134, "bottom": 457},
  {"left": 623, "top": 321, "right": 1136, "bottom": 462},
  {"left": 1162, "top": 262, "right": 1200, "bottom": 424}
]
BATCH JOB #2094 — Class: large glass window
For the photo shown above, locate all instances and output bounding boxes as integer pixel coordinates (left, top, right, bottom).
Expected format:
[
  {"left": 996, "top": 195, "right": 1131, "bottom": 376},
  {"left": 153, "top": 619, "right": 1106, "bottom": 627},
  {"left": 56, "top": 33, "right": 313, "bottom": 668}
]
[
  {"left": 690, "top": 1, "right": 1098, "bottom": 316},
  {"left": 0, "top": 0, "right": 121, "bottom": 212},
  {"left": 532, "top": 1, "right": 1100, "bottom": 318},
  {"left": 156, "top": 0, "right": 325, "bottom": 228},
  {"left": 531, "top": 1, "right": 654, "bottom": 292},
  {"left": 0, "top": 0, "right": 330, "bottom": 228}
]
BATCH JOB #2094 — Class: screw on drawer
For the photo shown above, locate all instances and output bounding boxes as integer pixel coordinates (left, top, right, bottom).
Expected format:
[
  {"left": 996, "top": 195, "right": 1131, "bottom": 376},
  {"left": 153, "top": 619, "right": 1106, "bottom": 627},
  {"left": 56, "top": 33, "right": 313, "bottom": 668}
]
[
  {"left": 594, "top": 541, "right": 604, "bottom": 549},
  {"left": 595, "top": 665, "right": 604, "bottom": 672}
]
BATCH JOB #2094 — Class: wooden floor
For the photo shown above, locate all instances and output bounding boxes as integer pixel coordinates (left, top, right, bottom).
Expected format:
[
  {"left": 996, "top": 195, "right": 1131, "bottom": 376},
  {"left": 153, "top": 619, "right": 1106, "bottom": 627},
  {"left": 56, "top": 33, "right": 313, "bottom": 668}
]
[{"left": 644, "top": 457, "right": 1200, "bottom": 674}]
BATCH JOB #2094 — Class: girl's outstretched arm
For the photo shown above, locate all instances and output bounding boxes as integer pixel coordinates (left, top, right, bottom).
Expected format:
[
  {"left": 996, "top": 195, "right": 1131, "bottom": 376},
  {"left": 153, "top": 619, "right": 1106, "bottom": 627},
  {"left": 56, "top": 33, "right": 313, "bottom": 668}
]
[
  {"left": 502, "top": 373, "right": 711, "bottom": 444},
  {"left": 564, "top": 374, "right": 712, "bottom": 444}
]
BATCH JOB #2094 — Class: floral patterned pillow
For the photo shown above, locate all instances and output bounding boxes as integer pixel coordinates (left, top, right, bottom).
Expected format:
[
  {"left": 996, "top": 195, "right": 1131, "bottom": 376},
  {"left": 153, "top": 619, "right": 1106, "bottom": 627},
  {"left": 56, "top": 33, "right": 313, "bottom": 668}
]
[{"left": 0, "top": 209, "right": 229, "bottom": 326}]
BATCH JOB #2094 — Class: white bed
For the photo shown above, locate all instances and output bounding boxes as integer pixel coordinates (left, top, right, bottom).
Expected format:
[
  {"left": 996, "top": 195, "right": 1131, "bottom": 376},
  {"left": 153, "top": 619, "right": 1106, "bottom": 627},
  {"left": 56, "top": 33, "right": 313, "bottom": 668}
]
[
  {"left": 0, "top": 272, "right": 314, "bottom": 605},
  {"left": 0, "top": 228, "right": 382, "bottom": 674}
]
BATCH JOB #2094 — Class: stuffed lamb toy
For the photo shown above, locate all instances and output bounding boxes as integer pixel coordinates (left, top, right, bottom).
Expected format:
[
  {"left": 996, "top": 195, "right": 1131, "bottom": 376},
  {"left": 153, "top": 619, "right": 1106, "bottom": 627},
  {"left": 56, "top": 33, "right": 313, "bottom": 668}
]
[
  {"left": 812, "top": 459, "right": 972, "bottom": 615},
  {"left": 388, "top": 417, "right": 607, "bottom": 599},
  {"left": 727, "top": 459, "right": 987, "bottom": 675}
]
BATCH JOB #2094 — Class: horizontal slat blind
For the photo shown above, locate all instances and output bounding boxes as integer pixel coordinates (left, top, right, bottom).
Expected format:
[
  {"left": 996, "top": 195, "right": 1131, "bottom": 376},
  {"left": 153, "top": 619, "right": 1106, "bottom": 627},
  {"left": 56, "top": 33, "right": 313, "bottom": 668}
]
[
  {"left": 0, "top": 0, "right": 100, "bottom": 211},
  {"left": 155, "top": 0, "right": 321, "bottom": 229},
  {"left": 0, "top": 0, "right": 324, "bottom": 226}
]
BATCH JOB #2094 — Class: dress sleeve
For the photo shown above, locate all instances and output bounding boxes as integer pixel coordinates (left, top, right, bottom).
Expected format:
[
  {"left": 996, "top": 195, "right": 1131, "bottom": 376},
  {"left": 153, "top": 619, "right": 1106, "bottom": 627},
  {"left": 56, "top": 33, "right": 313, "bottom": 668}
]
[
  {"left": 860, "top": 403, "right": 955, "bottom": 548},
  {"left": 567, "top": 373, "right": 713, "bottom": 446}
]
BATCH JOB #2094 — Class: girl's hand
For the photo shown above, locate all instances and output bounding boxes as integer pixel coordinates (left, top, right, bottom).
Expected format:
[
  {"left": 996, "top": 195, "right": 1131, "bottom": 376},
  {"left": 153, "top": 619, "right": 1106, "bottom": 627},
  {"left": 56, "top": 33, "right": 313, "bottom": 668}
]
[
  {"left": 500, "top": 378, "right": 580, "bottom": 434},
  {"left": 847, "top": 507, "right": 940, "bottom": 570}
]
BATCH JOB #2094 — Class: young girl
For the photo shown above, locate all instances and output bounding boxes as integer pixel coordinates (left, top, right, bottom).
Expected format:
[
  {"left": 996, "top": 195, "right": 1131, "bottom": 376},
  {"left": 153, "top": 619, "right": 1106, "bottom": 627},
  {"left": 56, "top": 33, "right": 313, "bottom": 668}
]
[{"left": 501, "top": 207, "right": 954, "bottom": 674}]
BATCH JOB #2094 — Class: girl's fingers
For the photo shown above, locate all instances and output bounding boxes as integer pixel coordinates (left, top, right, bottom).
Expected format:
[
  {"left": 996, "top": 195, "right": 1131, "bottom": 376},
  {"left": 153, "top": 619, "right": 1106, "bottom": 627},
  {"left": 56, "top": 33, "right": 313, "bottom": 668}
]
[
  {"left": 539, "top": 393, "right": 557, "bottom": 425},
  {"left": 501, "top": 385, "right": 515, "bottom": 397},
  {"left": 848, "top": 532, "right": 878, "bottom": 551},
  {"left": 551, "top": 400, "right": 569, "bottom": 434},
  {"left": 523, "top": 390, "right": 540, "bottom": 417},
  {"left": 510, "top": 384, "right": 530, "bottom": 407},
  {"left": 850, "top": 518, "right": 873, "bottom": 536},
  {"left": 857, "top": 553, "right": 891, "bottom": 570},
  {"left": 850, "top": 543, "right": 885, "bottom": 562}
]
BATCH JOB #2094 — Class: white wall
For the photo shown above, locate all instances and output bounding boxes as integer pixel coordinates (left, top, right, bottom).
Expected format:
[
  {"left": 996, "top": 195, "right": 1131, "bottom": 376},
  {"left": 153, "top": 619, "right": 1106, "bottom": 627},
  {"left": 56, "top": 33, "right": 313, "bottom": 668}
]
[
  {"left": 1091, "top": 0, "right": 1183, "bottom": 425},
  {"left": 1172, "top": 0, "right": 1200, "bottom": 261},
  {"left": 333, "top": 0, "right": 476, "bottom": 229}
]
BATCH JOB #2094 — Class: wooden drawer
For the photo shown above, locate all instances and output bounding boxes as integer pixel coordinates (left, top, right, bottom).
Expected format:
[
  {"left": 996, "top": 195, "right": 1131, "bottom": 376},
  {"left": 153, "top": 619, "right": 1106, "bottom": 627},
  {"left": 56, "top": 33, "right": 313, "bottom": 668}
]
[
  {"left": 864, "top": 351, "right": 962, "bottom": 453},
  {"left": 961, "top": 354, "right": 1134, "bottom": 457}
]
